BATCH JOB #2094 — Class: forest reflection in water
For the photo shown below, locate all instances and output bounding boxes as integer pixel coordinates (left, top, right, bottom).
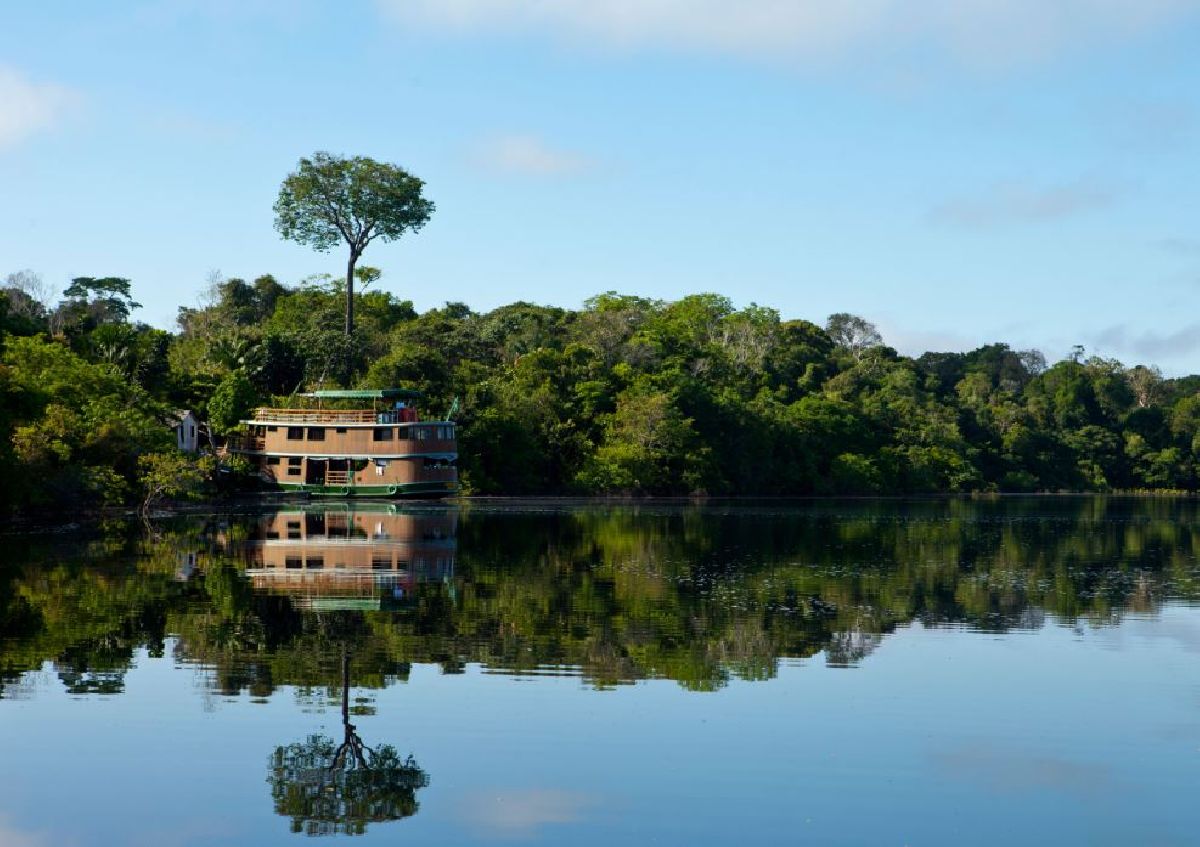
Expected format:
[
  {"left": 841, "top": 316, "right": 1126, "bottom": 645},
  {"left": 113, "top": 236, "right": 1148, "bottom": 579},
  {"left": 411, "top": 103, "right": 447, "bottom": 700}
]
[
  {"left": 3, "top": 497, "right": 1200, "bottom": 840},
  {"left": 3, "top": 496, "right": 1200, "bottom": 700}
]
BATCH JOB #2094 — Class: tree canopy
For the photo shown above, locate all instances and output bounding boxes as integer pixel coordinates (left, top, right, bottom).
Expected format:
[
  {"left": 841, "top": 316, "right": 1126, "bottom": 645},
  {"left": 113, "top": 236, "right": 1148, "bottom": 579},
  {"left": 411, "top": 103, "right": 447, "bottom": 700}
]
[
  {"left": 7, "top": 263, "right": 1200, "bottom": 516},
  {"left": 274, "top": 152, "right": 433, "bottom": 335}
]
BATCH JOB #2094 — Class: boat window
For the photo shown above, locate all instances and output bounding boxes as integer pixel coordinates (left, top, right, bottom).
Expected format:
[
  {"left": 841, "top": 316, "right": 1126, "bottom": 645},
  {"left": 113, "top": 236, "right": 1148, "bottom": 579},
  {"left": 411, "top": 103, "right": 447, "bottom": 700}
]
[
  {"left": 288, "top": 457, "right": 302, "bottom": 466},
  {"left": 373, "top": 427, "right": 394, "bottom": 442},
  {"left": 415, "top": 427, "right": 428, "bottom": 440},
  {"left": 287, "top": 467, "right": 301, "bottom": 477},
  {"left": 336, "top": 427, "right": 347, "bottom": 434},
  {"left": 372, "top": 554, "right": 391, "bottom": 570},
  {"left": 266, "top": 456, "right": 280, "bottom": 465},
  {"left": 285, "top": 556, "right": 302, "bottom": 569},
  {"left": 287, "top": 427, "right": 303, "bottom": 440},
  {"left": 305, "top": 556, "right": 324, "bottom": 569},
  {"left": 307, "top": 426, "right": 325, "bottom": 441}
]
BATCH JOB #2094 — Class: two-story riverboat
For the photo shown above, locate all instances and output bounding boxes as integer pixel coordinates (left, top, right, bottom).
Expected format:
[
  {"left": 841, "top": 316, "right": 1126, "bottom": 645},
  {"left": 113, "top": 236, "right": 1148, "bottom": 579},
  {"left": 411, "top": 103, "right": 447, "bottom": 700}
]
[{"left": 229, "top": 389, "right": 458, "bottom": 498}]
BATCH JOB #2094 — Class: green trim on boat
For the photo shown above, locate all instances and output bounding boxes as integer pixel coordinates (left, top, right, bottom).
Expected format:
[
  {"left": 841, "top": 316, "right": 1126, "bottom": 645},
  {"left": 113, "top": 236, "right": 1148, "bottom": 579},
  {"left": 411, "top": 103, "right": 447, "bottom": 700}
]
[
  {"left": 273, "top": 481, "right": 459, "bottom": 499},
  {"left": 299, "top": 388, "right": 421, "bottom": 400}
]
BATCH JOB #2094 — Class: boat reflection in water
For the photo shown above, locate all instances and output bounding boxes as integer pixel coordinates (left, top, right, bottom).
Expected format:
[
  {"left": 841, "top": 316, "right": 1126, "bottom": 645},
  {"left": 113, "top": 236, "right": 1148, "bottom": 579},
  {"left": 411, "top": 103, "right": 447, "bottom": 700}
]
[
  {"left": 240, "top": 504, "right": 454, "bottom": 837},
  {"left": 242, "top": 505, "right": 456, "bottom": 612}
]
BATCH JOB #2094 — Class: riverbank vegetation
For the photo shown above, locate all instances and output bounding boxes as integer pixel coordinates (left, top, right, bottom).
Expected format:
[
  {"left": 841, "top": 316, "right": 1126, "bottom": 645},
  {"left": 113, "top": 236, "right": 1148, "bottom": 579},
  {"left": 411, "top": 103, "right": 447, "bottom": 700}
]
[{"left": 3, "top": 267, "right": 1200, "bottom": 515}]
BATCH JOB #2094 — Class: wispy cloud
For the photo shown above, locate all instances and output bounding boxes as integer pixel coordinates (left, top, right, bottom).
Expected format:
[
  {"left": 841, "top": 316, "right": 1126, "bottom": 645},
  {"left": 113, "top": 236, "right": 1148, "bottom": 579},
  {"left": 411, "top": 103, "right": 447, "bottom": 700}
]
[
  {"left": 0, "top": 66, "right": 78, "bottom": 150},
  {"left": 1095, "top": 99, "right": 1196, "bottom": 152},
  {"left": 459, "top": 788, "right": 594, "bottom": 839},
  {"left": 150, "top": 111, "right": 239, "bottom": 143},
  {"left": 929, "top": 178, "right": 1118, "bottom": 227},
  {"left": 1092, "top": 323, "right": 1200, "bottom": 360},
  {"left": 377, "top": 0, "right": 1200, "bottom": 68},
  {"left": 0, "top": 814, "right": 65, "bottom": 847},
  {"left": 877, "top": 322, "right": 981, "bottom": 356},
  {"left": 1158, "top": 237, "right": 1200, "bottom": 256},
  {"left": 472, "top": 134, "right": 594, "bottom": 176},
  {"left": 932, "top": 744, "right": 1115, "bottom": 795}
]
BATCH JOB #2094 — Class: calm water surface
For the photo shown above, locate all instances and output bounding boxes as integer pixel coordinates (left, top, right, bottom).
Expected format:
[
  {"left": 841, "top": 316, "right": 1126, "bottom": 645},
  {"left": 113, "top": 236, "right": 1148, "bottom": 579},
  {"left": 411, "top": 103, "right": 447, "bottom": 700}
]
[{"left": 3, "top": 498, "right": 1200, "bottom": 845}]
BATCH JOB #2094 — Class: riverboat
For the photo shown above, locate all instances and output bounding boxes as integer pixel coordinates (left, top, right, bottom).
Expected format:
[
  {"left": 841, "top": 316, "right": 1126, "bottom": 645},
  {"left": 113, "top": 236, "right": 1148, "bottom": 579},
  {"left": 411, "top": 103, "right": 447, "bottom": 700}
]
[{"left": 228, "top": 389, "right": 459, "bottom": 498}]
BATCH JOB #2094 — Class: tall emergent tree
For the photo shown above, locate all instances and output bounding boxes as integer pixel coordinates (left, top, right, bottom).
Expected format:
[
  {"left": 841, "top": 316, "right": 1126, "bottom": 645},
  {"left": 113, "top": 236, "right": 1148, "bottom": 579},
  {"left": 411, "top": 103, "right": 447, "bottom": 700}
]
[{"left": 274, "top": 152, "right": 434, "bottom": 336}]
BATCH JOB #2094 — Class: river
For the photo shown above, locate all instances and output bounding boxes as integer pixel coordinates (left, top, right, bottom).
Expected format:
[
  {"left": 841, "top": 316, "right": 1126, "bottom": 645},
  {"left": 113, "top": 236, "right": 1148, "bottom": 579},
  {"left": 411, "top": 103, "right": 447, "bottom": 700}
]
[{"left": 2, "top": 498, "right": 1199, "bottom": 844}]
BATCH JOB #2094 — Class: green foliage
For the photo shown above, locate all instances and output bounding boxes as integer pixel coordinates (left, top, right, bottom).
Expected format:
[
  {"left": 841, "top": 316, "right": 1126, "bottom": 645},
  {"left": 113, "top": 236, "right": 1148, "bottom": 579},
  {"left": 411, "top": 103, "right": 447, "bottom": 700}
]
[
  {"left": 274, "top": 153, "right": 434, "bottom": 254},
  {"left": 274, "top": 152, "right": 433, "bottom": 334},
  {"left": 3, "top": 335, "right": 169, "bottom": 511},
  {"left": 9, "top": 267, "right": 1200, "bottom": 509},
  {"left": 208, "top": 370, "right": 259, "bottom": 436},
  {"left": 137, "top": 451, "right": 209, "bottom": 511},
  {"left": 56, "top": 276, "right": 142, "bottom": 331}
]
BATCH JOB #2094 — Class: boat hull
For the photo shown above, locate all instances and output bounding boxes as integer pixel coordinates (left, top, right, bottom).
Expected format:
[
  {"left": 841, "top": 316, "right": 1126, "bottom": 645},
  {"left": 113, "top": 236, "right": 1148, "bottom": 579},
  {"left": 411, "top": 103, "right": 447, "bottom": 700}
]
[{"left": 272, "top": 481, "right": 459, "bottom": 498}]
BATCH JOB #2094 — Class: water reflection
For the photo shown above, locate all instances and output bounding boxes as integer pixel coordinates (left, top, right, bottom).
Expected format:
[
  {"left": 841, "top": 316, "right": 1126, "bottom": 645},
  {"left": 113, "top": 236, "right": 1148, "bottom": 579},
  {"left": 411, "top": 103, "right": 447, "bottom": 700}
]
[
  {"left": 269, "top": 648, "right": 429, "bottom": 836},
  {"left": 242, "top": 506, "right": 456, "bottom": 611},
  {"left": 2, "top": 498, "right": 1200, "bottom": 702},
  {"left": 4, "top": 498, "right": 1200, "bottom": 844}
]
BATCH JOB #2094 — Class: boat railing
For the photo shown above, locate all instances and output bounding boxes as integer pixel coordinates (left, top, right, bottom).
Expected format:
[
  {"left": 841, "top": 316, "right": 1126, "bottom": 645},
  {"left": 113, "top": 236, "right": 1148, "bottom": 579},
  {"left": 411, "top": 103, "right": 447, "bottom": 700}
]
[
  {"left": 249, "top": 408, "right": 449, "bottom": 427},
  {"left": 251, "top": 408, "right": 377, "bottom": 423}
]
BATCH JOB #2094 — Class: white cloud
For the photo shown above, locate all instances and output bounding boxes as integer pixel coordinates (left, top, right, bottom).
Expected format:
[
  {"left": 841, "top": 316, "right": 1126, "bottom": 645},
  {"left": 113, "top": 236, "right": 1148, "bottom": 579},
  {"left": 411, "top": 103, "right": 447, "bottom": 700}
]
[
  {"left": 0, "top": 67, "right": 77, "bottom": 150},
  {"left": 932, "top": 744, "right": 1114, "bottom": 795},
  {"left": 0, "top": 815, "right": 60, "bottom": 847},
  {"left": 377, "top": 0, "right": 1200, "bottom": 67},
  {"left": 929, "top": 178, "right": 1117, "bottom": 227},
  {"left": 1092, "top": 323, "right": 1200, "bottom": 361},
  {"left": 877, "top": 322, "right": 982, "bottom": 356},
  {"left": 1158, "top": 237, "right": 1200, "bottom": 256},
  {"left": 459, "top": 788, "right": 593, "bottom": 838},
  {"left": 472, "top": 134, "right": 594, "bottom": 176}
]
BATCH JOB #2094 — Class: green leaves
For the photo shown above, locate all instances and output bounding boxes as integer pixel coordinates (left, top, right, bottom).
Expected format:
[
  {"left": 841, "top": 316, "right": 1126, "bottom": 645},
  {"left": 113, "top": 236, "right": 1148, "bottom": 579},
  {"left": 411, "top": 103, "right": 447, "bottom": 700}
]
[
  {"left": 274, "top": 151, "right": 434, "bottom": 335},
  {"left": 274, "top": 151, "right": 432, "bottom": 257},
  {"left": 207, "top": 370, "right": 259, "bottom": 436}
]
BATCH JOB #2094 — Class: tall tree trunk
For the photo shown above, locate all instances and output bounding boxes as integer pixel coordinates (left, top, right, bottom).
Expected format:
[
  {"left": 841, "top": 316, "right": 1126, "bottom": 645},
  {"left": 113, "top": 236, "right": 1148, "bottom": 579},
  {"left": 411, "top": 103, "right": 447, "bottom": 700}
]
[{"left": 345, "top": 253, "right": 357, "bottom": 336}]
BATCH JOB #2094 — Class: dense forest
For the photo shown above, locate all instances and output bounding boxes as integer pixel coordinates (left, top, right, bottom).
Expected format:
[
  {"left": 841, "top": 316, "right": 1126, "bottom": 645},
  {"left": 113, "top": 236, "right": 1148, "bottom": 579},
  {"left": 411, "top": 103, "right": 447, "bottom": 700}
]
[{"left": 3, "top": 267, "right": 1200, "bottom": 514}]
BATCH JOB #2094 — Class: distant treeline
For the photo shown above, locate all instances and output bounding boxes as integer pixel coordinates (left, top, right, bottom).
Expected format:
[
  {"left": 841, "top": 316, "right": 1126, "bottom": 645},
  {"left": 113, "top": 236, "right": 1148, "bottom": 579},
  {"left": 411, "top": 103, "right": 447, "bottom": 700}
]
[{"left": 3, "top": 268, "right": 1200, "bottom": 512}]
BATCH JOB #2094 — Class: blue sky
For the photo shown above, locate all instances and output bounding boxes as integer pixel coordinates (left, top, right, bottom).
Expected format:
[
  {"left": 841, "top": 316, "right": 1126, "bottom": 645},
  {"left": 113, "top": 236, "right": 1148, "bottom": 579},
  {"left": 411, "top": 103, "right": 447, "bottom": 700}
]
[{"left": 1, "top": 1, "right": 1198, "bottom": 370}]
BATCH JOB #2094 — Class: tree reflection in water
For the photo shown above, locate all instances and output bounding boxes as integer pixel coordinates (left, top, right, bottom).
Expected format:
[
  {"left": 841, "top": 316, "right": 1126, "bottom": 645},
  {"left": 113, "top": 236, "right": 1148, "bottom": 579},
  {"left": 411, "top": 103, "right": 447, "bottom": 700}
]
[
  {"left": 5, "top": 499, "right": 1200, "bottom": 700},
  {"left": 268, "top": 648, "right": 428, "bottom": 837}
]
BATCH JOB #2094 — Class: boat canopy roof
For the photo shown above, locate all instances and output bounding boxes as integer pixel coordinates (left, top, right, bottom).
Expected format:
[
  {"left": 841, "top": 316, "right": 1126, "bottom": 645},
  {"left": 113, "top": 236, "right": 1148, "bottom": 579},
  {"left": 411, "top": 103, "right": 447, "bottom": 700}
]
[{"left": 300, "top": 388, "right": 422, "bottom": 400}]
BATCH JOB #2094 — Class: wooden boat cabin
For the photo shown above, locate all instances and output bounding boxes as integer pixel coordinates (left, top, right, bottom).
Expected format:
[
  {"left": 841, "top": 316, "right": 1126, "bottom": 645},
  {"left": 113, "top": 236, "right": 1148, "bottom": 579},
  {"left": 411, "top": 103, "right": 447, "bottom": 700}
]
[{"left": 230, "top": 388, "right": 458, "bottom": 498}]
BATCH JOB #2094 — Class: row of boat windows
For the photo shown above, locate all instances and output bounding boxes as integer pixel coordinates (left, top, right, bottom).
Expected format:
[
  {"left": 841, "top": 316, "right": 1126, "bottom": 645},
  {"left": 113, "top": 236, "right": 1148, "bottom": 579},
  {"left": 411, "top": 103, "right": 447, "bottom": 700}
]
[
  {"left": 255, "top": 425, "right": 454, "bottom": 441},
  {"left": 266, "top": 517, "right": 451, "bottom": 541},
  {"left": 267, "top": 556, "right": 453, "bottom": 570},
  {"left": 264, "top": 456, "right": 456, "bottom": 477}
]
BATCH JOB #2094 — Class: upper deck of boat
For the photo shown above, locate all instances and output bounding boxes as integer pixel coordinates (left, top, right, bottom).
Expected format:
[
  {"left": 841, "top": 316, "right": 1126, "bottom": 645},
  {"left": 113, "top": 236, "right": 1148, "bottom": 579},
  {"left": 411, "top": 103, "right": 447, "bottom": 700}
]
[
  {"left": 247, "top": 407, "right": 440, "bottom": 426},
  {"left": 243, "top": 388, "right": 452, "bottom": 427}
]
